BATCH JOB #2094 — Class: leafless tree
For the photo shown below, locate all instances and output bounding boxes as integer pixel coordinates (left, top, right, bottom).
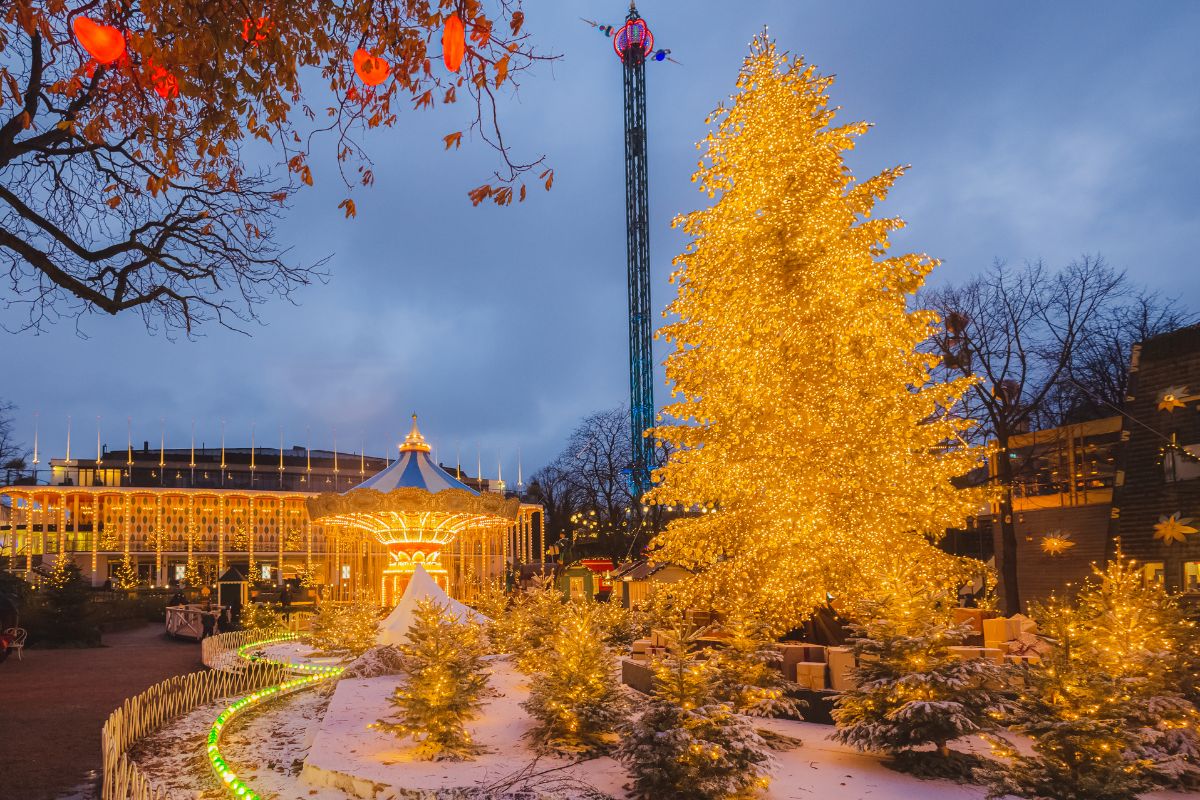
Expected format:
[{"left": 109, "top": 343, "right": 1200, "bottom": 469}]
[
  {"left": 0, "top": 2, "right": 550, "bottom": 336},
  {"left": 0, "top": 399, "right": 27, "bottom": 481},
  {"left": 1052, "top": 291, "right": 1196, "bottom": 422},
  {"left": 524, "top": 461, "right": 579, "bottom": 560},
  {"left": 530, "top": 406, "right": 673, "bottom": 565},
  {"left": 925, "top": 256, "right": 1126, "bottom": 614}
]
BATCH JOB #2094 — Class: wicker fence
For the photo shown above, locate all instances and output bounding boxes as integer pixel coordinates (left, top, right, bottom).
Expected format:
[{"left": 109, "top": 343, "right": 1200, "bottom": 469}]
[{"left": 101, "top": 660, "right": 289, "bottom": 800}]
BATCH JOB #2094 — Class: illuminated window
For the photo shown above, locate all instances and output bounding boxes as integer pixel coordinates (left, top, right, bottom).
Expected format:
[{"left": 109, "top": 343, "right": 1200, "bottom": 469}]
[
  {"left": 1185, "top": 562, "right": 1200, "bottom": 593},
  {"left": 1142, "top": 561, "right": 1165, "bottom": 585},
  {"left": 174, "top": 564, "right": 186, "bottom": 581},
  {"left": 341, "top": 564, "right": 351, "bottom": 580},
  {"left": 569, "top": 576, "right": 585, "bottom": 601},
  {"left": 261, "top": 564, "right": 272, "bottom": 580}
]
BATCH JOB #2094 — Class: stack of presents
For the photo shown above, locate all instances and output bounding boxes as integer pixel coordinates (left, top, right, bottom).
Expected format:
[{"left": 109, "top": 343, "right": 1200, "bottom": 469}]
[{"left": 623, "top": 607, "right": 1052, "bottom": 698}]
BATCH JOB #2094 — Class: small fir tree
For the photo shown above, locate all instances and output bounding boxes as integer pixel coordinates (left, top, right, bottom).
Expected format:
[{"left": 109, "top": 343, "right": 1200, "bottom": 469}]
[
  {"left": 112, "top": 555, "right": 139, "bottom": 590},
  {"left": 589, "top": 597, "right": 646, "bottom": 649},
  {"left": 375, "top": 598, "right": 489, "bottom": 761},
  {"left": 617, "top": 635, "right": 772, "bottom": 799},
  {"left": 488, "top": 575, "right": 568, "bottom": 672},
  {"left": 522, "top": 602, "right": 628, "bottom": 754},
  {"left": 307, "top": 600, "right": 380, "bottom": 658},
  {"left": 183, "top": 557, "right": 203, "bottom": 588},
  {"left": 241, "top": 601, "right": 286, "bottom": 634},
  {"left": 41, "top": 559, "right": 96, "bottom": 645},
  {"left": 710, "top": 615, "right": 801, "bottom": 718},
  {"left": 983, "top": 552, "right": 1200, "bottom": 798},
  {"left": 831, "top": 596, "right": 1010, "bottom": 777}
]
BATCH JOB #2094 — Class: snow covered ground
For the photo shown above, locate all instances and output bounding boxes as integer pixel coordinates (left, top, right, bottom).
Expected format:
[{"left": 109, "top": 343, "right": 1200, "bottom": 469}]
[{"left": 123, "top": 651, "right": 1200, "bottom": 800}]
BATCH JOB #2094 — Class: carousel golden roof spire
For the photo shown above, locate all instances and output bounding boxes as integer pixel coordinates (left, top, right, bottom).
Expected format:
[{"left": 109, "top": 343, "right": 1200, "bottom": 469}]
[{"left": 400, "top": 413, "right": 431, "bottom": 453}]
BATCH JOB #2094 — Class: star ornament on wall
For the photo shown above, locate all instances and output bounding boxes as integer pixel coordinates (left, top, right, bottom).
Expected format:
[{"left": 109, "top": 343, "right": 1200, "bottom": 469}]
[
  {"left": 1153, "top": 512, "right": 1198, "bottom": 545},
  {"left": 1157, "top": 386, "right": 1189, "bottom": 412},
  {"left": 1040, "top": 531, "right": 1076, "bottom": 556}
]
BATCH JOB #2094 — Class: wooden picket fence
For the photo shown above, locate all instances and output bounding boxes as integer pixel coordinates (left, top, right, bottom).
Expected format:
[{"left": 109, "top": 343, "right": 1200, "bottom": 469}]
[
  {"left": 199, "top": 614, "right": 310, "bottom": 670},
  {"left": 101, "top": 660, "right": 290, "bottom": 800}
]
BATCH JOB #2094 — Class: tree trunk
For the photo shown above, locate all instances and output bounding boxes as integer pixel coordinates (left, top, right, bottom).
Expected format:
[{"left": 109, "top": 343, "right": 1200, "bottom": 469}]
[
  {"left": 937, "top": 742, "right": 951, "bottom": 759},
  {"left": 995, "top": 439, "right": 1021, "bottom": 615}
]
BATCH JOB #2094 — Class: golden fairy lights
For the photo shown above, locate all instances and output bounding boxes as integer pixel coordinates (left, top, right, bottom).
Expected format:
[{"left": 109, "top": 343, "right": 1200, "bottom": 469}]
[{"left": 646, "top": 35, "right": 986, "bottom": 631}]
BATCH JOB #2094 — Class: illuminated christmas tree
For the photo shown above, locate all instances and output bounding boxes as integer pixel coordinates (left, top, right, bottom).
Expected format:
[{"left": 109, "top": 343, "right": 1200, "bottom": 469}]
[
  {"left": 647, "top": 34, "right": 985, "bottom": 633},
  {"left": 375, "top": 598, "right": 488, "bottom": 761},
  {"left": 112, "top": 555, "right": 139, "bottom": 590},
  {"left": 710, "top": 614, "right": 801, "bottom": 718},
  {"left": 487, "top": 575, "right": 568, "bottom": 673},
  {"left": 831, "top": 595, "right": 1009, "bottom": 778},
  {"left": 617, "top": 635, "right": 771, "bottom": 799},
  {"left": 241, "top": 601, "right": 286, "bottom": 633},
  {"left": 183, "top": 557, "right": 203, "bottom": 589},
  {"left": 984, "top": 551, "right": 1200, "bottom": 798},
  {"left": 521, "top": 602, "right": 627, "bottom": 754},
  {"left": 307, "top": 600, "right": 380, "bottom": 658}
]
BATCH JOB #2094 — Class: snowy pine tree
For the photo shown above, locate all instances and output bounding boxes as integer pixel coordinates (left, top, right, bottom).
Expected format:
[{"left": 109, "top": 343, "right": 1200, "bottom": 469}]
[
  {"left": 307, "top": 600, "right": 380, "bottom": 657},
  {"left": 521, "top": 602, "right": 627, "bottom": 754},
  {"left": 710, "top": 615, "right": 802, "bottom": 718},
  {"left": 983, "top": 552, "right": 1200, "bottom": 798},
  {"left": 374, "top": 598, "right": 488, "bottom": 761},
  {"left": 617, "top": 634, "right": 772, "bottom": 799},
  {"left": 831, "top": 597, "right": 1010, "bottom": 777}
]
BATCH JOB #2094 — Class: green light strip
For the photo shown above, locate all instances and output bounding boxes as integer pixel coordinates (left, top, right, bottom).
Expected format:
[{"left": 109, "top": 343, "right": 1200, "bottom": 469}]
[{"left": 208, "top": 635, "right": 345, "bottom": 799}]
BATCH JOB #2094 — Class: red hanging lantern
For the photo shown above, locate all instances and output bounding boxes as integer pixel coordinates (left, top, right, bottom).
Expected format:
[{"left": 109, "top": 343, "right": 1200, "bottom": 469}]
[
  {"left": 72, "top": 16, "right": 126, "bottom": 65},
  {"left": 241, "top": 17, "right": 271, "bottom": 44},
  {"left": 442, "top": 14, "right": 465, "bottom": 72},
  {"left": 353, "top": 48, "right": 390, "bottom": 86},
  {"left": 149, "top": 61, "right": 178, "bottom": 99}
]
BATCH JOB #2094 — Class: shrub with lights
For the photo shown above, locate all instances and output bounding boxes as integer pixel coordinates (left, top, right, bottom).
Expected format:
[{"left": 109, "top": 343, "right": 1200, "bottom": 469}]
[
  {"left": 374, "top": 598, "right": 489, "bottom": 761},
  {"left": 240, "top": 601, "right": 286, "bottom": 634},
  {"left": 487, "top": 575, "right": 568, "bottom": 673},
  {"left": 617, "top": 626, "right": 771, "bottom": 800},
  {"left": 521, "top": 601, "right": 628, "bottom": 755},
  {"left": 307, "top": 600, "right": 380, "bottom": 658},
  {"left": 710, "top": 614, "right": 802, "bottom": 719},
  {"left": 112, "top": 555, "right": 140, "bottom": 590},
  {"left": 981, "top": 551, "right": 1200, "bottom": 799},
  {"left": 831, "top": 594, "right": 1010, "bottom": 779}
]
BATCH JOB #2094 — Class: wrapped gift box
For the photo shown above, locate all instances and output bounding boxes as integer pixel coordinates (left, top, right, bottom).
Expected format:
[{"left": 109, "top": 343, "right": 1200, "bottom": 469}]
[
  {"left": 827, "top": 646, "right": 858, "bottom": 691},
  {"left": 631, "top": 638, "right": 651, "bottom": 655},
  {"left": 779, "top": 643, "right": 827, "bottom": 677},
  {"left": 650, "top": 629, "right": 676, "bottom": 650},
  {"left": 1009, "top": 613, "right": 1038, "bottom": 634},
  {"left": 949, "top": 646, "right": 1005, "bottom": 663},
  {"left": 794, "top": 661, "right": 828, "bottom": 691},
  {"left": 1005, "top": 653, "right": 1042, "bottom": 666},
  {"left": 1007, "top": 631, "right": 1052, "bottom": 657},
  {"left": 983, "top": 617, "right": 1024, "bottom": 650},
  {"left": 952, "top": 607, "right": 986, "bottom": 633}
]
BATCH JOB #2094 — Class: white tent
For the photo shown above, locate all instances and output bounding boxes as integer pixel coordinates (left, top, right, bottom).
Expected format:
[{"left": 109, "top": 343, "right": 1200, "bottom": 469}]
[{"left": 377, "top": 563, "right": 488, "bottom": 646}]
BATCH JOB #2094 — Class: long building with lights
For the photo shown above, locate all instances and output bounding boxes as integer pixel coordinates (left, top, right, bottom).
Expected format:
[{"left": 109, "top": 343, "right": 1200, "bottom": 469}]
[{"left": 0, "top": 417, "right": 543, "bottom": 603}]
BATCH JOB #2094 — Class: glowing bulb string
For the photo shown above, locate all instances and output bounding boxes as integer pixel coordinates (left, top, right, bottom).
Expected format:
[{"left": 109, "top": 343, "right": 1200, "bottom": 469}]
[{"left": 206, "top": 635, "right": 344, "bottom": 799}]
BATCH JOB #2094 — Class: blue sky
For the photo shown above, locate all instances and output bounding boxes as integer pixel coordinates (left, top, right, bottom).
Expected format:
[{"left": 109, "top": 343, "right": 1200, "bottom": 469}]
[{"left": 5, "top": 1, "right": 1199, "bottom": 479}]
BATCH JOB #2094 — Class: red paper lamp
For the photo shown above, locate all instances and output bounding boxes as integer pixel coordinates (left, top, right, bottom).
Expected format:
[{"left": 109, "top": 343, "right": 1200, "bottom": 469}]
[
  {"left": 72, "top": 17, "right": 126, "bottom": 65},
  {"left": 442, "top": 15, "right": 465, "bottom": 72},
  {"left": 353, "top": 48, "right": 390, "bottom": 86},
  {"left": 241, "top": 17, "right": 270, "bottom": 44},
  {"left": 150, "top": 62, "right": 178, "bottom": 99}
]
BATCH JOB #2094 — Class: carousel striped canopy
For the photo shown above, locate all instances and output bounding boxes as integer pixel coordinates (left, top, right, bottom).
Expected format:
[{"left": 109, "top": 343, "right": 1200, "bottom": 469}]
[{"left": 350, "top": 414, "right": 476, "bottom": 496}]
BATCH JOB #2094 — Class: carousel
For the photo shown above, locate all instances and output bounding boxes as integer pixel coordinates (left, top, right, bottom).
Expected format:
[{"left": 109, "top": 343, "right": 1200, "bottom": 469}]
[{"left": 306, "top": 415, "right": 523, "bottom": 606}]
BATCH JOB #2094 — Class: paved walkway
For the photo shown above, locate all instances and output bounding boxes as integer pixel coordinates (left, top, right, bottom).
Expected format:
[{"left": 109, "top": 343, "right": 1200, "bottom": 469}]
[{"left": 0, "top": 624, "right": 203, "bottom": 800}]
